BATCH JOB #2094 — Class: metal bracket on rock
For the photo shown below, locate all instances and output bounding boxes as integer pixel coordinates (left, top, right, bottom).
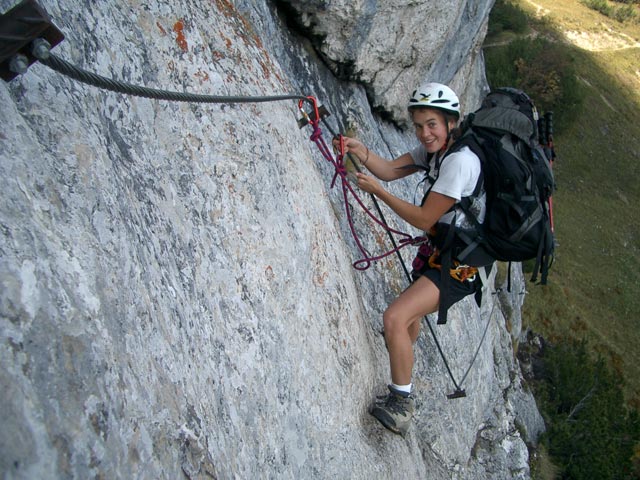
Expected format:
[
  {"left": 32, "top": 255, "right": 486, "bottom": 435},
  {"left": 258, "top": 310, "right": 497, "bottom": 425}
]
[
  {"left": 446, "top": 389, "right": 467, "bottom": 400},
  {"left": 0, "top": 0, "right": 64, "bottom": 81},
  {"left": 297, "top": 103, "right": 330, "bottom": 129}
]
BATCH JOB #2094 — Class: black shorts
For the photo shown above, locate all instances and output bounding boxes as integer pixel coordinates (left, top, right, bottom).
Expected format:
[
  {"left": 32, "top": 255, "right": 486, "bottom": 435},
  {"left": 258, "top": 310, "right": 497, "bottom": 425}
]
[{"left": 413, "top": 265, "right": 491, "bottom": 306}]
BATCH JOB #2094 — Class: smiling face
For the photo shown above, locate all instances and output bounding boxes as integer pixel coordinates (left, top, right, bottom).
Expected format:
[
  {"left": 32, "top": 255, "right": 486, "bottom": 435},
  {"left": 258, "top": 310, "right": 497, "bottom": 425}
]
[{"left": 411, "top": 108, "right": 455, "bottom": 153}]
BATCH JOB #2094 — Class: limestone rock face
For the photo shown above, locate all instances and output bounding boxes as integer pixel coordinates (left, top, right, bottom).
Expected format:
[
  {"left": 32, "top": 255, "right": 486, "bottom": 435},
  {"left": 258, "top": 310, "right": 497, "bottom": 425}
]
[
  {"left": 275, "top": 0, "right": 494, "bottom": 123},
  {"left": 1, "top": 0, "right": 541, "bottom": 478}
]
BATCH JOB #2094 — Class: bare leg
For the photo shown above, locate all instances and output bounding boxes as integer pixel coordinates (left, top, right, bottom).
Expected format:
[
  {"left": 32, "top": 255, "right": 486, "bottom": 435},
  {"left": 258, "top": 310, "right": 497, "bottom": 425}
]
[
  {"left": 383, "top": 276, "right": 439, "bottom": 385},
  {"left": 408, "top": 318, "right": 421, "bottom": 344}
]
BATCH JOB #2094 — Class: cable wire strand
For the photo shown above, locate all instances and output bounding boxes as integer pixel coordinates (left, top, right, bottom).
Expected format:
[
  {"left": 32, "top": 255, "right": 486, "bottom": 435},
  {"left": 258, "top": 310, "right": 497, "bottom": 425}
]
[
  {"left": 38, "top": 52, "right": 309, "bottom": 105},
  {"left": 458, "top": 295, "right": 497, "bottom": 387}
]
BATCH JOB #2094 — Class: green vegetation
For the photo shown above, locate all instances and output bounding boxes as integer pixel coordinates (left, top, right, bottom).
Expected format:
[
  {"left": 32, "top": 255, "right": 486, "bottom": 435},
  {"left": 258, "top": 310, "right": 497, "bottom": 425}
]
[
  {"left": 484, "top": 35, "right": 585, "bottom": 132},
  {"left": 485, "top": 0, "right": 640, "bottom": 477},
  {"left": 532, "top": 340, "right": 640, "bottom": 478},
  {"left": 487, "top": 0, "right": 530, "bottom": 35},
  {"left": 582, "top": 0, "right": 638, "bottom": 23}
]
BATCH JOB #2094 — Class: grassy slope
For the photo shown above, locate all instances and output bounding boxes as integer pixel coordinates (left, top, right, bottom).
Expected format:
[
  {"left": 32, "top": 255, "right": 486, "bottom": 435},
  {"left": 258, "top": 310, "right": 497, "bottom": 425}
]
[{"left": 487, "top": 0, "right": 640, "bottom": 402}]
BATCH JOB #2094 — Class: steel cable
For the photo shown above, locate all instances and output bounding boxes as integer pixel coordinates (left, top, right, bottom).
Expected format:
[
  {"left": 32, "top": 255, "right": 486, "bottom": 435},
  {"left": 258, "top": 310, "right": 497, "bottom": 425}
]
[{"left": 37, "top": 52, "right": 309, "bottom": 106}]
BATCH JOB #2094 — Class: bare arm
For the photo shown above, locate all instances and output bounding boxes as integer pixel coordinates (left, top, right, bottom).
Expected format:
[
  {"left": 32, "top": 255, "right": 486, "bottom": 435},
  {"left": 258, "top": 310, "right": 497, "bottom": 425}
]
[
  {"left": 356, "top": 172, "right": 456, "bottom": 232},
  {"left": 338, "top": 136, "right": 418, "bottom": 181}
]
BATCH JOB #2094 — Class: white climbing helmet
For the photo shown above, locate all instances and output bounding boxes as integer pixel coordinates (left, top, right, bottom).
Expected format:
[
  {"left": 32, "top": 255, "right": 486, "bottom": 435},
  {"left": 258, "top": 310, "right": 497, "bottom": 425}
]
[{"left": 408, "top": 82, "right": 460, "bottom": 118}]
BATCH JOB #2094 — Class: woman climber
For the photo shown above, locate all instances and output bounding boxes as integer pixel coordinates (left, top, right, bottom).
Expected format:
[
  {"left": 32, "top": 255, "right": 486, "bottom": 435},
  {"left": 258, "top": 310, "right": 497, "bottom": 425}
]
[{"left": 337, "top": 83, "right": 490, "bottom": 436}]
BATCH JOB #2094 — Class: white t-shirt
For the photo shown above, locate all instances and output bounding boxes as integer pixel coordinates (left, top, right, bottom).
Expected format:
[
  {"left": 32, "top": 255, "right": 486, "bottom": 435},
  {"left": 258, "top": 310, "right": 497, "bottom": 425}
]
[{"left": 409, "top": 144, "right": 486, "bottom": 229}]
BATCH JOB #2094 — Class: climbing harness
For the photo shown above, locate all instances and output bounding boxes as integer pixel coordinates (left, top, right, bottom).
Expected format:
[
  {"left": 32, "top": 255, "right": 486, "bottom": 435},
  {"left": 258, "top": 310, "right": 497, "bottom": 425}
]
[
  {"left": 428, "top": 254, "right": 479, "bottom": 283},
  {"left": 412, "top": 242, "right": 479, "bottom": 282}
]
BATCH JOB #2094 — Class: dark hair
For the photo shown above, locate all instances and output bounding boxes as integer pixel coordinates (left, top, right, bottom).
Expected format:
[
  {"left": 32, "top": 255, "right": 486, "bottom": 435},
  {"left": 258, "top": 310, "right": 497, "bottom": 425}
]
[
  {"left": 409, "top": 106, "right": 460, "bottom": 120},
  {"left": 410, "top": 106, "right": 459, "bottom": 121}
]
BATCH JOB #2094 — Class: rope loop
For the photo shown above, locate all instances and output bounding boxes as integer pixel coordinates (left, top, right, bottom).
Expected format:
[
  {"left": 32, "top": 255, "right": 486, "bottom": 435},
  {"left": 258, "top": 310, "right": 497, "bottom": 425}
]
[
  {"left": 304, "top": 124, "right": 423, "bottom": 271},
  {"left": 309, "top": 124, "right": 323, "bottom": 142}
]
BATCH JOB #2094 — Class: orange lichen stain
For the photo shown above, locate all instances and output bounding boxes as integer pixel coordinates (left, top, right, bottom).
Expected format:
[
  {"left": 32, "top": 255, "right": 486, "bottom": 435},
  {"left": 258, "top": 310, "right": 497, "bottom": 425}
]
[
  {"left": 373, "top": 230, "right": 387, "bottom": 249},
  {"left": 156, "top": 21, "right": 167, "bottom": 35},
  {"left": 210, "top": 0, "right": 285, "bottom": 85},
  {"left": 265, "top": 265, "right": 275, "bottom": 281},
  {"left": 261, "top": 51, "right": 284, "bottom": 84},
  {"left": 194, "top": 70, "right": 210, "bottom": 84},
  {"left": 220, "top": 32, "right": 233, "bottom": 49},
  {"left": 173, "top": 20, "right": 188, "bottom": 52},
  {"left": 251, "top": 31, "right": 263, "bottom": 50},
  {"left": 314, "top": 271, "right": 329, "bottom": 287},
  {"left": 260, "top": 62, "right": 271, "bottom": 81},
  {"left": 274, "top": 69, "right": 284, "bottom": 85},
  {"left": 214, "top": 0, "right": 235, "bottom": 18}
]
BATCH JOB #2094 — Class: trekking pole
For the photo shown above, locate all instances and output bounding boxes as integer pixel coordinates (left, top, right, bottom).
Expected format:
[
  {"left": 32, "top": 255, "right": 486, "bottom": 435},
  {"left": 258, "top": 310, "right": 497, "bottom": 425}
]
[
  {"left": 538, "top": 116, "right": 547, "bottom": 147},
  {"left": 545, "top": 111, "right": 556, "bottom": 161},
  {"left": 545, "top": 112, "right": 556, "bottom": 233}
]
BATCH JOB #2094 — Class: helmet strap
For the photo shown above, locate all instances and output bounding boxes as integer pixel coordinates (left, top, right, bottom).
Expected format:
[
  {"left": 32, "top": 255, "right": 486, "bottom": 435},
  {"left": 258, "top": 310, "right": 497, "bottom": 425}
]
[{"left": 441, "top": 121, "right": 452, "bottom": 154}]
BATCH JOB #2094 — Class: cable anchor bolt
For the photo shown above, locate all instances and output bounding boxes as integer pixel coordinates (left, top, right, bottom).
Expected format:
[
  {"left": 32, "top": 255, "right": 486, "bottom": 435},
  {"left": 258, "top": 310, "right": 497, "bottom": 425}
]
[
  {"left": 297, "top": 103, "right": 331, "bottom": 129},
  {"left": 446, "top": 389, "right": 467, "bottom": 400},
  {"left": 1, "top": 0, "right": 64, "bottom": 81}
]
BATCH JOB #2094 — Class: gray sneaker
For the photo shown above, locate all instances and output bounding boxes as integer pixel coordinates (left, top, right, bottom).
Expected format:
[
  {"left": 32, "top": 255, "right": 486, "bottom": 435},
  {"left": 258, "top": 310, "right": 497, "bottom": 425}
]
[{"left": 370, "top": 385, "right": 414, "bottom": 436}]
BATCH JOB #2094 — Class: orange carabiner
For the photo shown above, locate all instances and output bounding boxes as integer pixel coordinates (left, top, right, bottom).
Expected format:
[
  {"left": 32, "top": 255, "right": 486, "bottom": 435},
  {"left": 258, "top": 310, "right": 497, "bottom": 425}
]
[{"left": 298, "top": 95, "right": 320, "bottom": 127}]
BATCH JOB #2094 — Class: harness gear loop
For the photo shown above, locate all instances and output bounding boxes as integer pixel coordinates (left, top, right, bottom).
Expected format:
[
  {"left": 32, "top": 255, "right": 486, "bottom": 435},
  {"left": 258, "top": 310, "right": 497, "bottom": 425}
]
[{"left": 427, "top": 251, "right": 479, "bottom": 282}]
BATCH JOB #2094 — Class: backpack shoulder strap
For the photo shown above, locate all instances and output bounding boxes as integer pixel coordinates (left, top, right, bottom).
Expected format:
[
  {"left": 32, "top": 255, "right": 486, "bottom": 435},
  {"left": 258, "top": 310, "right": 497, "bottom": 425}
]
[
  {"left": 450, "top": 132, "right": 485, "bottom": 215},
  {"left": 434, "top": 134, "right": 486, "bottom": 325},
  {"left": 416, "top": 151, "right": 451, "bottom": 207}
]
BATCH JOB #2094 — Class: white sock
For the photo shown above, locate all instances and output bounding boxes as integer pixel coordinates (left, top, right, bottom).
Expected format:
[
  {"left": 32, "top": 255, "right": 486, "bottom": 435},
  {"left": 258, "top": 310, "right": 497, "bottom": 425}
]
[{"left": 391, "top": 382, "right": 412, "bottom": 394}]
